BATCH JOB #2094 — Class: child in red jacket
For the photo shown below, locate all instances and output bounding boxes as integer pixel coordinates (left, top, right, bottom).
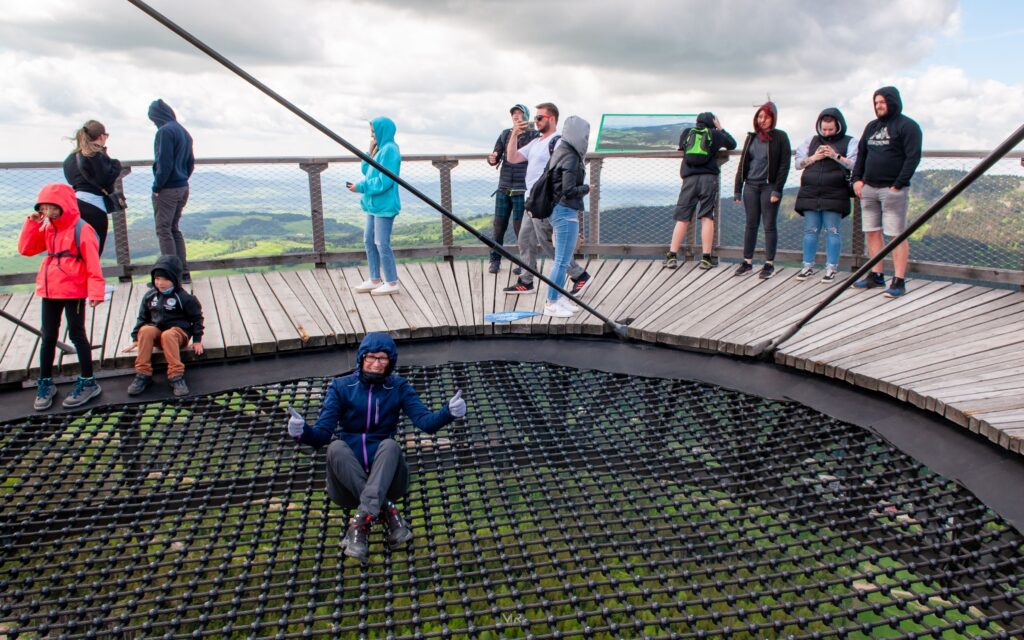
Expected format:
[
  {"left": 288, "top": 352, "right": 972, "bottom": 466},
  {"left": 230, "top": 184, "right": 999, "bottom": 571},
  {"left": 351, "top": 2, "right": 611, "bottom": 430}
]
[{"left": 18, "top": 183, "right": 105, "bottom": 410}]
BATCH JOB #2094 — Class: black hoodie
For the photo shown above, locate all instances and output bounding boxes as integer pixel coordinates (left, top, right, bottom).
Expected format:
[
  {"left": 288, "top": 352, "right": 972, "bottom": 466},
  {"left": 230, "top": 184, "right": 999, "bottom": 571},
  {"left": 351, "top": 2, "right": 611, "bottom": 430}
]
[
  {"left": 795, "top": 108, "right": 855, "bottom": 217},
  {"left": 678, "top": 112, "right": 737, "bottom": 178},
  {"left": 851, "top": 87, "right": 922, "bottom": 189},
  {"left": 131, "top": 254, "right": 205, "bottom": 342}
]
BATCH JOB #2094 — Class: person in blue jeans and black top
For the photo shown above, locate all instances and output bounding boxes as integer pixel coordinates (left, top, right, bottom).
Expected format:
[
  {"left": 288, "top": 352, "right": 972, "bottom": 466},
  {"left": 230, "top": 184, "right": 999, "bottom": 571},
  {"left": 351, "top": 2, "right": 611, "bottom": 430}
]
[
  {"left": 286, "top": 333, "right": 467, "bottom": 562},
  {"left": 734, "top": 101, "right": 791, "bottom": 280},
  {"left": 793, "top": 108, "right": 858, "bottom": 283},
  {"left": 542, "top": 116, "right": 591, "bottom": 318},
  {"left": 487, "top": 104, "right": 540, "bottom": 274},
  {"left": 349, "top": 117, "right": 402, "bottom": 296}
]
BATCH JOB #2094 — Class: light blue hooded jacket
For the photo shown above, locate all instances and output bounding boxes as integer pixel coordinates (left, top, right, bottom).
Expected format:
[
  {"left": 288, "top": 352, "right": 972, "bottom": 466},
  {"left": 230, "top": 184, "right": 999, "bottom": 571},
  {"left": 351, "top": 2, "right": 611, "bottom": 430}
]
[{"left": 355, "top": 117, "right": 402, "bottom": 217}]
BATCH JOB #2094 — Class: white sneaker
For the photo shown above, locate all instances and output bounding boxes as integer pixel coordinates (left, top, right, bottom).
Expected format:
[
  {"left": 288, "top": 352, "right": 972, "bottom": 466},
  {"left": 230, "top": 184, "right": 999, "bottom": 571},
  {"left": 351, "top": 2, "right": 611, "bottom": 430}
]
[
  {"left": 354, "top": 279, "right": 382, "bottom": 293},
  {"left": 543, "top": 301, "right": 572, "bottom": 318},
  {"left": 556, "top": 297, "right": 579, "bottom": 313},
  {"left": 370, "top": 281, "right": 400, "bottom": 296}
]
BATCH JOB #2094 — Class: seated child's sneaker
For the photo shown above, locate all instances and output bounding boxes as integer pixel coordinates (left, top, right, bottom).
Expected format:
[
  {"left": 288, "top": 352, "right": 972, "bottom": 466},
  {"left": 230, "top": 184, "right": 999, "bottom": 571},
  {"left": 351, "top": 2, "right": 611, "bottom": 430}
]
[
  {"left": 127, "top": 374, "right": 152, "bottom": 396},
  {"left": 169, "top": 375, "right": 190, "bottom": 397}
]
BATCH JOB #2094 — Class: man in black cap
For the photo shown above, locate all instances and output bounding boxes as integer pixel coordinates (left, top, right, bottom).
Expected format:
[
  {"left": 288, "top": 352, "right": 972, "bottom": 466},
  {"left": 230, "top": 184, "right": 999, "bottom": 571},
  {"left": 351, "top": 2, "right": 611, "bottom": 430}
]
[{"left": 486, "top": 104, "right": 540, "bottom": 273}]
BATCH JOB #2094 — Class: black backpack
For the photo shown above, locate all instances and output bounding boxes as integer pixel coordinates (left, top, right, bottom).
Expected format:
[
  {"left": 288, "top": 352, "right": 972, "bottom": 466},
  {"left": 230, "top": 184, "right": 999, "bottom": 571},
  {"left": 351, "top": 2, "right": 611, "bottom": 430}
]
[
  {"left": 682, "top": 126, "right": 713, "bottom": 166},
  {"left": 46, "top": 218, "right": 87, "bottom": 263},
  {"left": 525, "top": 135, "right": 563, "bottom": 219}
]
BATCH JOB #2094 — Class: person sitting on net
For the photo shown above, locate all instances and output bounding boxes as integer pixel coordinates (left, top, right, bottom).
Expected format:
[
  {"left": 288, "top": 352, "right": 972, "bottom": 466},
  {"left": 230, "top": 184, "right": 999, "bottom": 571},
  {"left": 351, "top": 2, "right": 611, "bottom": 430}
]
[{"left": 286, "top": 332, "right": 466, "bottom": 562}]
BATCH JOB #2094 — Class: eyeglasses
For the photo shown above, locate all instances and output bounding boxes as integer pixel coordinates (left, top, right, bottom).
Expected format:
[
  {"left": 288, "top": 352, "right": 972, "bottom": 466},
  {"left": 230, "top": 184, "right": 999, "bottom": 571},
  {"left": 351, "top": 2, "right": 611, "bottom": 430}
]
[
  {"left": 534, "top": 115, "right": 552, "bottom": 121},
  {"left": 364, "top": 355, "right": 390, "bottom": 364}
]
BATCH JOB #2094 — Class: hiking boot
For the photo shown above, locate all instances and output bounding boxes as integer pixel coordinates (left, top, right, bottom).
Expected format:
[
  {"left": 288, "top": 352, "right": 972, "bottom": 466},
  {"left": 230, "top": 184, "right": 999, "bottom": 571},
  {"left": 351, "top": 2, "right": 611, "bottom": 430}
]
[
  {"left": 734, "top": 261, "right": 753, "bottom": 276},
  {"left": 698, "top": 255, "right": 717, "bottom": 270},
  {"left": 380, "top": 501, "right": 413, "bottom": 549},
  {"left": 882, "top": 278, "right": 906, "bottom": 299},
  {"left": 759, "top": 263, "right": 775, "bottom": 280},
  {"left": 795, "top": 265, "right": 815, "bottom": 280},
  {"left": 662, "top": 251, "right": 678, "bottom": 270},
  {"left": 570, "top": 272, "right": 592, "bottom": 296},
  {"left": 62, "top": 377, "right": 101, "bottom": 409},
  {"left": 503, "top": 279, "right": 534, "bottom": 295},
  {"left": 34, "top": 378, "right": 56, "bottom": 411},
  {"left": 341, "top": 511, "right": 375, "bottom": 562},
  {"left": 127, "top": 374, "right": 152, "bottom": 396},
  {"left": 820, "top": 266, "right": 838, "bottom": 283},
  {"left": 488, "top": 258, "right": 500, "bottom": 274},
  {"left": 169, "top": 375, "right": 190, "bottom": 397},
  {"left": 853, "top": 272, "right": 886, "bottom": 289}
]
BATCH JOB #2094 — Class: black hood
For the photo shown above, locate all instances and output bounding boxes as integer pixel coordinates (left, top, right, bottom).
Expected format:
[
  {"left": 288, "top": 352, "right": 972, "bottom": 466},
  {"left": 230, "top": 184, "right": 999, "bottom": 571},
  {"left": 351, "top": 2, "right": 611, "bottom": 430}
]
[
  {"left": 148, "top": 99, "right": 178, "bottom": 127},
  {"left": 873, "top": 86, "right": 903, "bottom": 120},
  {"left": 696, "top": 112, "right": 716, "bottom": 128},
  {"left": 815, "top": 107, "right": 848, "bottom": 141},
  {"left": 151, "top": 254, "right": 183, "bottom": 289}
]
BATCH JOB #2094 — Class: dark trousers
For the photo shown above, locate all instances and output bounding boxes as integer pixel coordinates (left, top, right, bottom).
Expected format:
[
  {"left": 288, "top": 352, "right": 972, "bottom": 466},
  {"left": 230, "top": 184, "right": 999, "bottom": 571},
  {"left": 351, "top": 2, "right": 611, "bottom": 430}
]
[
  {"left": 77, "top": 200, "right": 108, "bottom": 258},
  {"left": 39, "top": 298, "right": 93, "bottom": 379},
  {"left": 742, "top": 181, "right": 779, "bottom": 261},
  {"left": 325, "top": 439, "right": 409, "bottom": 515},
  {"left": 490, "top": 191, "right": 525, "bottom": 261},
  {"left": 153, "top": 186, "right": 189, "bottom": 273}
]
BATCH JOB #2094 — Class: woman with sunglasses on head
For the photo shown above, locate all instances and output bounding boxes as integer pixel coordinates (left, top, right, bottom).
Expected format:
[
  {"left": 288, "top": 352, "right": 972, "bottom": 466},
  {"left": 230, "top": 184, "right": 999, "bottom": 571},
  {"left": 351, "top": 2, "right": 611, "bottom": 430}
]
[{"left": 62, "top": 120, "right": 122, "bottom": 257}]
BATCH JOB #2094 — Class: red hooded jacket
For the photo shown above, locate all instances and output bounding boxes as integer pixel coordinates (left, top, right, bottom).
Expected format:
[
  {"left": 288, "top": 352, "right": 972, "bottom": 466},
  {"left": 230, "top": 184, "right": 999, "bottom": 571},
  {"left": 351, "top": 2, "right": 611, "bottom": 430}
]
[{"left": 17, "top": 184, "right": 105, "bottom": 301}]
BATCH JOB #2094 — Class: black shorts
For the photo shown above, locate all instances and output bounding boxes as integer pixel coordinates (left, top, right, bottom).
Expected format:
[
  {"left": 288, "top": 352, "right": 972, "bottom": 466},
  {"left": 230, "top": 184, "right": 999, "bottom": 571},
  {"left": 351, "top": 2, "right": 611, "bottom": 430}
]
[{"left": 674, "top": 173, "right": 718, "bottom": 222}]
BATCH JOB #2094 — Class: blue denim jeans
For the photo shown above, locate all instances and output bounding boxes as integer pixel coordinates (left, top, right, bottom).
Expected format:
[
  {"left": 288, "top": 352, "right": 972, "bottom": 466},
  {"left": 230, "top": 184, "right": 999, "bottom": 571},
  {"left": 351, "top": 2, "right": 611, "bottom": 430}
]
[
  {"left": 801, "top": 210, "right": 842, "bottom": 268},
  {"left": 491, "top": 191, "right": 525, "bottom": 261},
  {"left": 546, "top": 204, "right": 580, "bottom": 303},
  {"left": 364, "top": 214, "right": 398, "bottom": 282}
]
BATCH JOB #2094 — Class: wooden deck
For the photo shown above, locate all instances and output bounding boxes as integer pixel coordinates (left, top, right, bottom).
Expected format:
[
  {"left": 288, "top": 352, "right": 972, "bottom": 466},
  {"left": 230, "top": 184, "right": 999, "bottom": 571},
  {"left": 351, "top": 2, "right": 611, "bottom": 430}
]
[{"left": 2, "top": 259, "right": 1022, "bottom": 454}]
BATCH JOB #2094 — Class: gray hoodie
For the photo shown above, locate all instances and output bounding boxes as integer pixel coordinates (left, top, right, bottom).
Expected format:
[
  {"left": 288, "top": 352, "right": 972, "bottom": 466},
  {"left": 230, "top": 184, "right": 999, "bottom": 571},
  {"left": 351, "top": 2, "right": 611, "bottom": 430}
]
[{"left": 549, "top": 116, "right": 591, "bottom": 210}]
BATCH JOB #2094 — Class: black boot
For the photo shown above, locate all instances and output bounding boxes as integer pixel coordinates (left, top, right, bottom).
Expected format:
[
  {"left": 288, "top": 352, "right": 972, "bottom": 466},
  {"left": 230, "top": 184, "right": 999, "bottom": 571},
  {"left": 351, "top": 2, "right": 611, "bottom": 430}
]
[
  {"left": 340, "top": 510, "right": 375, "bottom": 562},
  {"left": 380, "top": 500, "right": 413, "bottom": 549}
]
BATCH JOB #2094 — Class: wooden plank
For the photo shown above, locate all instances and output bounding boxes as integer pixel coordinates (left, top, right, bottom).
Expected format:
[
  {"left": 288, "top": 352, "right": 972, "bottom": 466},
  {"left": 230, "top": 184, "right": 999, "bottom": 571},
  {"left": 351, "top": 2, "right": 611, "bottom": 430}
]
[
  {"left": 481, "top": 257, "right": 498, "bottom": 336},
  {"left": 113, "top": 283, "right": 151, "bottom": 369},
  {"left": 209, "top": 276, "right": 252, "bottom": 358},
  {"left": 544, "top": 258, "right": 606, "bottom": 335},
  {"left": 228, "top": 274, "right": 277, "bottom": 354},
  {"left": 383, "top": 267, "right": 434, "bottom": 339},
  {"left": 650, "top": 266, "right": 740, "bottom": 346},
  {"left": 416, "top": 262, "right": 460, "bottom": 334},
  {"left": 465, "top": 259, "right": 486, "bottom": 334},
  {"left": 632, "top": 264, "right": 728, "bottom": 341},
  {"left": 568, "top": 259, "right": 645, "bottom": 335},
  {"left": 100, "top": 281, "right": 134, "bottom": 368},
  {"left": 322, "top": 267, "right": 368, "bottom": 342},
  {"left": 405, "top": 263, "right": 452, "bottom": 336},
  {"left": 627, "top": 261, "right": 710, "bottom": 336},
  {"left": 188, "top": 278, "right": 226, "bottom": 360},
  {"left": 337, "top": 267, "right": 390, "bottom": 336},
  {"left": 493, "top": 261, "right": 521, "bottom": 336},
  {"left": 296, "top": 269, "right": 352, "bottom": 343},
  {"left": 265, "top": 271, "right": 329, "bottom": 348},
  {"left": 279, "top": 270, "right": 336, "bottom": 346},
  {"left": 669, "top": 262, "right": 773, "bottom": 346},
  {"left": 392, "top": 264, "right": 442, "bottom": 338},
  {"left": 611, "top": 260, "right": 681, "bottom": 324},
  {"left": 0, "top": 294, "right": 42, "bottom": 384},
  {"left": 697, "top": 267, "right": 801, "bottom": 351},
  {"left": 451, "top": 260, "right": 477, "bottom": 335},
  {"left": 245, "top": 273, "right": 303, "bottom": 350},
  {"left": 434, "top": 260, "right": 470, "bottom": 334},
  {"left": 0, "top": 292, "right": 33, "bottom": 367},
  {"left": 354, "top": 266, "right": 411, "bottom": 339}
]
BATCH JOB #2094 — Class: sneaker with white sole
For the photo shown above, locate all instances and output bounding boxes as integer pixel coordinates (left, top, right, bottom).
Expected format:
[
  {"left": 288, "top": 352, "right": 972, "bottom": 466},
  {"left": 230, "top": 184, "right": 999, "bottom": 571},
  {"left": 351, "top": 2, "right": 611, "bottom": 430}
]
[
  {"left": 370, "top": 282, "right": 400, "bottom": 296},
  {"left": 795, "top": 265, "right": 815, "bottom": 280},
  {"left": 354, "top": 279, "right": 382, "bottom": 293},
  {"left": 556, "top": 297, "right": 579, "bottom": 313},
  {"left": 543, "top": 301, "right": 572, "bottom": 318},
  {"left": 569, "top": 272, "right": 592, "bottom": 296},
  {"left": 820, "top": 266, "right": 838, "bottom": 283},
  {"left": 34, "top": 378, "right": 57, "bottom": 411},
  {"left": 62, "top": 377, "right": 101, "bottom": 409}
]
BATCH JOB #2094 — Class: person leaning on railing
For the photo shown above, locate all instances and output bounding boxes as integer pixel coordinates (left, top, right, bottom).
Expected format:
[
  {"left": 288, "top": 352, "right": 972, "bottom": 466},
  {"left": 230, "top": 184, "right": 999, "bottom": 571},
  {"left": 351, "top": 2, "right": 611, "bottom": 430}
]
[
  {"left": 285, "top": 332, "right": 466, "bottom": 563},
  {"left": 62, "top": 120, "right": 121, "bottom": 258}
]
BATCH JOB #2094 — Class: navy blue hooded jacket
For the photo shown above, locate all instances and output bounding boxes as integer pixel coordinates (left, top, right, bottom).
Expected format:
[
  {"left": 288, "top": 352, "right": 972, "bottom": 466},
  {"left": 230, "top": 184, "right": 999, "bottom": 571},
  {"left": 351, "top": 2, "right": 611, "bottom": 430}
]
[
  {"left": 148, "top": 99, "right": 195, "bottom": 193},
  {"left": 851, "top": 87, "right": 922, "bottom": 189},
  {"left": 298, "top": 333, "right": 453, "bottom": 471}
]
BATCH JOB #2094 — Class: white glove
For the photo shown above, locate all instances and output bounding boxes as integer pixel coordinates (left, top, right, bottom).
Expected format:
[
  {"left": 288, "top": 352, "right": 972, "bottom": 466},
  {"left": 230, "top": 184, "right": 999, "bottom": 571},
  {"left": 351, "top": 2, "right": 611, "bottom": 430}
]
[
  {"left": 286, "top": 407, "right": 305, "bottom": 437},
  {"left": 448, "top": 390, "right": 466, "bottom": 418}
]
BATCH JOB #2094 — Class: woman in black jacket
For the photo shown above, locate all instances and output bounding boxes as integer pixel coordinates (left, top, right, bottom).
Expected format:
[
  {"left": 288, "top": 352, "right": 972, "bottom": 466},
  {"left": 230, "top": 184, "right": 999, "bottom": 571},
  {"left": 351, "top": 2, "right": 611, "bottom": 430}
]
[
  {"left": 62, "top": 120, "right": 122, "bottom": 257},
  {"left": 733, "top": 101, "right": 791, "bottom": 279}
]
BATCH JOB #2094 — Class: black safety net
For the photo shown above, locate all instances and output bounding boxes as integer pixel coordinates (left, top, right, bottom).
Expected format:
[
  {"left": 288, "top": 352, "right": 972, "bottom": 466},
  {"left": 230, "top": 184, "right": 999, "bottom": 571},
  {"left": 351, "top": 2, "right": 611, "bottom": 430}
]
[{"left": 1, "top": 361, "right": 1022, "bottom": 639}]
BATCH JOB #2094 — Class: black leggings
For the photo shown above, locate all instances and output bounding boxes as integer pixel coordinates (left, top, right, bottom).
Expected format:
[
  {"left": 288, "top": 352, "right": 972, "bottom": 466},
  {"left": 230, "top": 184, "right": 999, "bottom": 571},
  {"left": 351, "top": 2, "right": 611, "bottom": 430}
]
[
  {"left": 741, "top": 181, "right": 779, "bottom": 261},
  {"left": 39, "top": 298, "right": 93, "bottom": 379},
  {"left": 77, "top": 199, "right": 108, "bottom": 258}
]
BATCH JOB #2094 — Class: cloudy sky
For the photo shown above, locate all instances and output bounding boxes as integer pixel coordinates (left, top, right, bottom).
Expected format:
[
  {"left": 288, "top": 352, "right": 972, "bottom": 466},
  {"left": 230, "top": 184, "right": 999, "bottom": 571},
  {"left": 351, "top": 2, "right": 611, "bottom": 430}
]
[{"left": 0, "top": 0, "right": 1021, "bottom": 162}]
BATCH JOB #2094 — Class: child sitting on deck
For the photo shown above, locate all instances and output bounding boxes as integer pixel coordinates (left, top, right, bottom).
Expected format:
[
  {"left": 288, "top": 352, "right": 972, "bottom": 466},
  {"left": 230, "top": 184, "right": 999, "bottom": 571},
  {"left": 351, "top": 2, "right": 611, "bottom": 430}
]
[{"left": 122, "top": 255, "right": 204, "bottom": 397}]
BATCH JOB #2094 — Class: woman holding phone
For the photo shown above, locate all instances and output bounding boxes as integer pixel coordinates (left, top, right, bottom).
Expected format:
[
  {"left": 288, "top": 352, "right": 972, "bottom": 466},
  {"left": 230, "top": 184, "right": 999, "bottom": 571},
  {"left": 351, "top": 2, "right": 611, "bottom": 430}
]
[{"left": 348, "top": 117, "right": 402, "bottom": 296}]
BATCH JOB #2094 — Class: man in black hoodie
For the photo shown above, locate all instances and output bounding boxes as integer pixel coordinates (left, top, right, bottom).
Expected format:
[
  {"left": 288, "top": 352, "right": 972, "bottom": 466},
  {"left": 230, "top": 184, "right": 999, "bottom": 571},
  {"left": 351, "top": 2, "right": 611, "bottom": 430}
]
[
  {"left": 851, "top": 86, "right": 922, "bottom": 298},
  {"left": 149, "top": 99, "right": 196, "bottom": 284}
]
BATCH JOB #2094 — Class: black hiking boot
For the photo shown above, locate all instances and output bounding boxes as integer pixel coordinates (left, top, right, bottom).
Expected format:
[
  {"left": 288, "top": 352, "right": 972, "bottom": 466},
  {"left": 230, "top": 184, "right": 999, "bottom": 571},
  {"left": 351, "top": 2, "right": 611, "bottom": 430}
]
[
  {"left": 340, "top": 511, "right": 375, "bottom": 562},
  {"left": 380, "top": 500, "right": 413, "bottom": 549}
]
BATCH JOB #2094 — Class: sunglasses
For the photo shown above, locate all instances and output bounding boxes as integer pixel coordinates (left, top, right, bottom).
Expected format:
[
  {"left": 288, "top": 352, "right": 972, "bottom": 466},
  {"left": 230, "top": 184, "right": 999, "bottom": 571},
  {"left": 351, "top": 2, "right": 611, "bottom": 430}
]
[{"left": 534, "top": 114, "right": 553, "bottom": 121}]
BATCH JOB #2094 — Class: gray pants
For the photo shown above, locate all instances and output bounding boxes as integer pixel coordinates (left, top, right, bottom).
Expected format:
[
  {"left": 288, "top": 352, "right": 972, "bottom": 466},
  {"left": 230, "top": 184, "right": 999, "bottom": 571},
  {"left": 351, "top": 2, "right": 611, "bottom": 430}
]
[
  {"left": 325, "top": 439, "right": 409, "bottom": 515},
  {"left": 153, "top": 186, "right": 190, "bottom": 272},
  {"left": 517, "top": 211, "right": 584, "bottom": 285}
]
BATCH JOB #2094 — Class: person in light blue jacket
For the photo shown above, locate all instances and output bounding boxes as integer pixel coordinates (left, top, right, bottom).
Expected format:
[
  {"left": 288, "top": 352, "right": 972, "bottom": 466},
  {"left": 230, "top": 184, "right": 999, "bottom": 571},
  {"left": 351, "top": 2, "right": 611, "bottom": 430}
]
[{"left": 348, "top": 117, "right": 402, "bottom": 296}]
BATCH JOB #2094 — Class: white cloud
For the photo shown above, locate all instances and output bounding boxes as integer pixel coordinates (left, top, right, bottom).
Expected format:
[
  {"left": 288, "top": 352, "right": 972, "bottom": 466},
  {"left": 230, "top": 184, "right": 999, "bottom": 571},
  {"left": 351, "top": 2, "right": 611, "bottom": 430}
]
[{"left": 0, "top": 0, "right": 1018, "bottom": 163}]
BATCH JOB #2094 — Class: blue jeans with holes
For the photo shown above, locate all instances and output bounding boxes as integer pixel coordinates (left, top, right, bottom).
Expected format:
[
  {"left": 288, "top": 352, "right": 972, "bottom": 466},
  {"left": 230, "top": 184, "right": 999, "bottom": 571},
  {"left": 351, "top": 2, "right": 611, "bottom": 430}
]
[
  {"left": 801, "top": 210, "right": 842, "bottom": 269},
  {"left": 546, "top": 204, "right": 580, "bottom": 303},
  {"left": 364, "top": 214, "right": 398, "bottom": 282}
]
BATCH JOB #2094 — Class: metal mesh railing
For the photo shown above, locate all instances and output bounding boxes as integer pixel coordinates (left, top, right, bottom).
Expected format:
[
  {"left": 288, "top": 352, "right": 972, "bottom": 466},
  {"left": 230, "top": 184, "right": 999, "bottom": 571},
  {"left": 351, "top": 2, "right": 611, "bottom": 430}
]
[
  {"left": 2, "top": 361, "right": 1022, "bottom": 638},
  {"left": 2, "top": 152, "right": 1022, "bottom": 285}
]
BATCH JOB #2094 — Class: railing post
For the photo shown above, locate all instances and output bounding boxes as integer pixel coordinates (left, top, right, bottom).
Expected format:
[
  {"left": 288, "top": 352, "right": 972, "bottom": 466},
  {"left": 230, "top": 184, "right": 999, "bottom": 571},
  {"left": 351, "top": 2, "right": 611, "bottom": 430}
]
[
  {"left": 432, "top": 159, "right": 458, "bottom": 262},
  {"left": 300, "top": 162, "right": 328, "bottom": 268},
  {"left": 586, "top": 156, "right": 602, "bottom": 258},
  {"left": 851, "top": 198, "right": 866, "bottom": 268},
  {"left": 111, "top": 166, "right": 133, "bottom": 282}
]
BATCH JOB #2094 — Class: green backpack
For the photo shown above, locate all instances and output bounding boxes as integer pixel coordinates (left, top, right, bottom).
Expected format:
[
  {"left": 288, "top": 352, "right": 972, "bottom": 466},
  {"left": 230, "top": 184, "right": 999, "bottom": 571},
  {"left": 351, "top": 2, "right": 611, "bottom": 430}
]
[{"left": 683, "top": 126, "right": 713, "bottom": 166}]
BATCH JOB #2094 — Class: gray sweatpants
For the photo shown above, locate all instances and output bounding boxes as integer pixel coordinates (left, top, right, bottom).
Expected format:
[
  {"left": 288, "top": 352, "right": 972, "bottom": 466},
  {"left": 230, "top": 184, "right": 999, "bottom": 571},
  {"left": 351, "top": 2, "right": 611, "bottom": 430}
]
[
  {"left": 152, "top": 185, "right": 190, "bottom": 272},
  {"left": 517, "top": 211, "right": 584, "bottom": 285},
  {"left": 325, "top": 439, "right": 409, "bottom": 515}
]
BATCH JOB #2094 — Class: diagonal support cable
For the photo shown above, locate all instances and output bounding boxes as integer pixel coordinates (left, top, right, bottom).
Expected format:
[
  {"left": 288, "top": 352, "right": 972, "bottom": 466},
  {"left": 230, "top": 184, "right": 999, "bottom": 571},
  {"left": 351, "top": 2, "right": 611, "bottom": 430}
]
[{"left": 125, "top": 0, "right": 627, "bottom": 336}]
